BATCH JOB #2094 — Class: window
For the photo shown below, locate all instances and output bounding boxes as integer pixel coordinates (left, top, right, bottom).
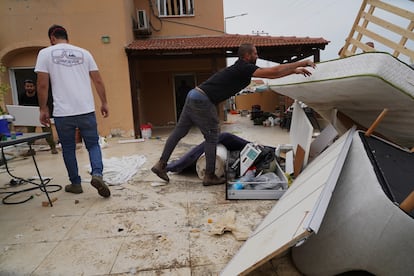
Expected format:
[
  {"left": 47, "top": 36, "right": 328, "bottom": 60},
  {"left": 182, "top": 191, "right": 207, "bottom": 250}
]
[
  {"left": 9, "top": 67, "right": 37, "bottom": 105},
  {"left": 157, "top": 0, "right": 194, "bottom": 17}
]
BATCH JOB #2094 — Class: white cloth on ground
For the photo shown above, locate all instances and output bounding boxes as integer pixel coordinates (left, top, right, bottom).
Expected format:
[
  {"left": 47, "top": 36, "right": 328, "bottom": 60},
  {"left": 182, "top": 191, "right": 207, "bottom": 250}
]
[{"left": 86, "top": 155, "right": 146, "bottom": 185}]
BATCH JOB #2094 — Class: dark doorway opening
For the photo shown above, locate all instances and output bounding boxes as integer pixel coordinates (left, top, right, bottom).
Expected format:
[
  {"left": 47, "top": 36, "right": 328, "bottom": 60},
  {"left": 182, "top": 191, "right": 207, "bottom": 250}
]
[
  {"left": 174, "top": 74, "right": 195, "bottom": 121},
  {"left": 12, "top": 68, "right": 36, "bottom": 104}
]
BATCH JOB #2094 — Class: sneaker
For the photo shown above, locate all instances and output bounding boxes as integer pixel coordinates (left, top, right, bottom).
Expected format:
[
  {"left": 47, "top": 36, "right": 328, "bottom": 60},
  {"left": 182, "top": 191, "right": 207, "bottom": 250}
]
[
  {"left": 65, "top": 184, "right": 83, "bottom": 194},
  {"left": 91, "top": 175, "right": 111, "bottom": 198},
  {"left": 22, "top": 149, "right": 36, "bottom": 157}
]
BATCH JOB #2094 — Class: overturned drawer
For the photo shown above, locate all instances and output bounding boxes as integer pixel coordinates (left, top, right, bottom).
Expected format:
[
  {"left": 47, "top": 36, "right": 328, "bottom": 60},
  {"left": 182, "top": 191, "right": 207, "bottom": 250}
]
[{"left": 226, "top": 154, "right": 288, "bottom": 200}]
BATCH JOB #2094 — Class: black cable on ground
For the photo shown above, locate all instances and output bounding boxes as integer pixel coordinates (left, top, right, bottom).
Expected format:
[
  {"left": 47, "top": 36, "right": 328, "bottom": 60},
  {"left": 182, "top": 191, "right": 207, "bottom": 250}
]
[{"left": 0, "top": 177, "right": 62, "bottom": 205}]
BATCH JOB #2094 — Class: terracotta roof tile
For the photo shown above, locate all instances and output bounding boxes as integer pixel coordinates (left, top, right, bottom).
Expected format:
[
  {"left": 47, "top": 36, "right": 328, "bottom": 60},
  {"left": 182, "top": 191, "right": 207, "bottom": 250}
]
[{"left": 126, "top": 34, "right": 329, "bottom": 51}]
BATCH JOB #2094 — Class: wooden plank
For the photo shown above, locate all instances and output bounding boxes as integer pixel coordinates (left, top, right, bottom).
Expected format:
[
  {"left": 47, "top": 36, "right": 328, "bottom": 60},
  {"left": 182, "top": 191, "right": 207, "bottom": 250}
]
[
  {"left": 353, "top": 3, "right": 375, "bottom": 54},
  {"left": 368, "top": 0, "right": 414, "bottom": 21},
  {"left": 400, "top": 191, "right": 414, "bottom": 213},
  {"left": 342, "top": 0, "right": 414, "bottom": 61},
  {"left": 365, "top": 108, "right": 388, "bottom": 137},
  {"left": 294, "top": 145, "right": 305, "bottom": 177},
  {"left": 341, "top": 0, "right": 368, "bottom": 57},
  {"left": 394, "top": 21, "right": 414, "bottom": 58},
  {"left": 354, "top": 26, "right": 414, "bottom": 58},
  {"left": 342, "top": 49, "right": 354, "bottom": 57},
  {"left": 348, "top": 38, "right": 376, "bottom": 52},
  {"left": 362, "top": 12, "right": 414, "bottom": 41},
  {"left": 346, "top": 36, "right": 413, "bottom": 61}
]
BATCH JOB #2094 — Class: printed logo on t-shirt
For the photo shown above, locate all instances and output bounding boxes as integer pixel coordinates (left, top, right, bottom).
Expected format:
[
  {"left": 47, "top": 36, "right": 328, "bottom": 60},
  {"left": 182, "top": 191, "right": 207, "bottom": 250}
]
[{"left": 51, "top": 49, "right": 84, "bottom": 67}]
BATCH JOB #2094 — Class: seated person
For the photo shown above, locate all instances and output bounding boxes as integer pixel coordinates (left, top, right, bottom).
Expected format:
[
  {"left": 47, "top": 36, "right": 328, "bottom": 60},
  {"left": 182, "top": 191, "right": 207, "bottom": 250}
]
[{"left": 19, "top": 79, "right": 57, "bottom": 156}]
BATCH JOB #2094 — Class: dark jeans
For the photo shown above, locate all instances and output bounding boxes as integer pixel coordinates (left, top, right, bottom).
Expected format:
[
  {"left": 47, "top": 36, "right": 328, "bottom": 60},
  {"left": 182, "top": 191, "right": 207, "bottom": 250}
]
[
  {"left": 160, "top": 89, "right": 219, "bottom": 175},
  {"left": 54, "top": 112, "right": 103, "bottom": 184},
  {"left": 166, "top": 132, "right": 250, "bottom": 173}
]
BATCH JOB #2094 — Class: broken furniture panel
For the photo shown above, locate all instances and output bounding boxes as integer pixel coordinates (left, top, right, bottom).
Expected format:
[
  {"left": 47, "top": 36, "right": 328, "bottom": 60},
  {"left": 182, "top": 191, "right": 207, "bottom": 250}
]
[
  {"left": 221, "top": 128, "right": 355, "bottom": 275},
  {"left": 292, "top": 131, "right": 414, "bottom": 275},
  {"left": 289, "top": 101, "right": 313, "bottom": 167}
]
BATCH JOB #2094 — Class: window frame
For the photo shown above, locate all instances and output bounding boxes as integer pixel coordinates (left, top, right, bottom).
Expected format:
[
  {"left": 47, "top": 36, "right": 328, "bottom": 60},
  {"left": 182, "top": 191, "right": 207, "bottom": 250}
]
[
  {"left": 157, "top": 0, "right": 194, "bottom": 17},
  {"left": 9, "top": 67, "right": 37, "bottom": 105}
]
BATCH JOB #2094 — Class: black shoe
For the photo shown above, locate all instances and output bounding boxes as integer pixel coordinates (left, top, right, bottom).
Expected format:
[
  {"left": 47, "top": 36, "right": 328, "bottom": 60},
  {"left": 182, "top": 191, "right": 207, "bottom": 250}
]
[
  {"left": 65, "top": 184, "right": 83, "bottom": 194},
  {"left": 151, "top": 160, "right": 169, "bottom": 182},
  {"left": 91, "top": 175, "right": 111, "bottom": 198}
]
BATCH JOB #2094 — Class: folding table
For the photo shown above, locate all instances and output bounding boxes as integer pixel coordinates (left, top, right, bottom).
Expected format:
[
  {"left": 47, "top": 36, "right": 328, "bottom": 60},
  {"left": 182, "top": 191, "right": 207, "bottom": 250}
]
[{"left": 0, "top": 132, "right": 61, "bottom": 206}]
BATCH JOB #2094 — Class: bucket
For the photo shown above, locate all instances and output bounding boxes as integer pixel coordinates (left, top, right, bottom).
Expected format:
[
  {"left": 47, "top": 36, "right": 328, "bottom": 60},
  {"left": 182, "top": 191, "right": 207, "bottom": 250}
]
[
  {"left": 0, "top": 119, "right": 10, "bottom": 136},
  {"left": 140, "top": 124, "right": 152, "bottom": 139},
  {"left": 196, "top": 144, "right": 228, "bottom": 179}
]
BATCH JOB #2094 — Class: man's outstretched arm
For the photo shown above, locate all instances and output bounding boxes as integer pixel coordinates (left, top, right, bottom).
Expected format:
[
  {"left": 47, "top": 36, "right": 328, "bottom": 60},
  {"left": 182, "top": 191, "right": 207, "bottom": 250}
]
[{"left": 253, "top": 59, "right": 316, "bottom": 79}]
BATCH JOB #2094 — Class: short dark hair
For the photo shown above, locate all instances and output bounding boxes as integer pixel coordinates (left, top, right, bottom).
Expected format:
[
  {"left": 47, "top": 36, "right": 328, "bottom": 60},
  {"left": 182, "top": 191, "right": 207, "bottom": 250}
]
[
  {"left": 238, "top": 43, "right": 255, "bottom": 58},
  {"left": 24, "top": 79, "right": 34, "bottom": 84},
  {"left": 48, "top": 24, "right": 68, "bottom": 40}
]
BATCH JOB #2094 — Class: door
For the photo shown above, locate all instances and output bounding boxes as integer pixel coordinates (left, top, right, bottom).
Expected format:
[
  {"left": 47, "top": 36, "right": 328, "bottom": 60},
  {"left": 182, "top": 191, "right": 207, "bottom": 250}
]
[{"left": 174, "top": 74, "right": 195, "bottom": 121}]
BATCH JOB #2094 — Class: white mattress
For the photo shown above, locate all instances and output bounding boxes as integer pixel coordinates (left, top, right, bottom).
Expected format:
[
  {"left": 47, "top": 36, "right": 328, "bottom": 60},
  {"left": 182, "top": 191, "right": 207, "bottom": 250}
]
[{"left": 268, "top": 52, "right": 414, "bottom": 148}]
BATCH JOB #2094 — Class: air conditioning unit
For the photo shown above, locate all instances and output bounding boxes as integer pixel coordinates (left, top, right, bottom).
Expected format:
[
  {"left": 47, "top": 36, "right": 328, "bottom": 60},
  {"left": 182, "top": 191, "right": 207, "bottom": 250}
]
[{"left": 137, "top": 10, "right": 149, "bottom": 31}]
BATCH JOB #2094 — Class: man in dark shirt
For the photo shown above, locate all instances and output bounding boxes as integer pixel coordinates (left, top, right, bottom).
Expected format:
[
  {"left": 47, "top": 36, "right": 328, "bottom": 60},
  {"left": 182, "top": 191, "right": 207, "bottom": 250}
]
[
  {"left": 19, "top": 79, "right": 58, "bottom": 156},
  {"left": 152, "top": 43, "right": 315, "bottom": 186}
]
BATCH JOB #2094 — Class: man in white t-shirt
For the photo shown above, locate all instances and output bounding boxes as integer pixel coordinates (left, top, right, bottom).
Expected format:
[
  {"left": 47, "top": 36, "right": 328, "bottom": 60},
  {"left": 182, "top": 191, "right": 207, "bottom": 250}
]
[{"left": 35, "top": 24, "right": 110, "bottom": 198}]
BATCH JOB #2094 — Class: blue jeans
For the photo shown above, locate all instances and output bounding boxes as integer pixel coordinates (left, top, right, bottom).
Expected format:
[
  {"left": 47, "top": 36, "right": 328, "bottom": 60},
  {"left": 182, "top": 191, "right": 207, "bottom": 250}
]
[
  {"left": 160, "top": 89, "right": 219, "bottom": 174},
  {"left": 54, "top": 112, "right": 103, "bottom": 184}
]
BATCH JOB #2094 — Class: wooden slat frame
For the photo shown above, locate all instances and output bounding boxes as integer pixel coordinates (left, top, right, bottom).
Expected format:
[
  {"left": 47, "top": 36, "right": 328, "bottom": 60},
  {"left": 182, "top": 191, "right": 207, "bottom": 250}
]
[
  {"left": 339, "top": 0, "right": 414, "bottom": 62},
  {"left": 362, "top": 12, "right": 414, "bottom": 41}
]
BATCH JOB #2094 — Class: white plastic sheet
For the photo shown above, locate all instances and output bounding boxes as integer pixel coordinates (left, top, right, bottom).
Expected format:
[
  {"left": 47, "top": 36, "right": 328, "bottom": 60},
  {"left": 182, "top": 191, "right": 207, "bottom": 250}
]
[{"left": 87, "top": 155, "right": 147, "bottom": 185}]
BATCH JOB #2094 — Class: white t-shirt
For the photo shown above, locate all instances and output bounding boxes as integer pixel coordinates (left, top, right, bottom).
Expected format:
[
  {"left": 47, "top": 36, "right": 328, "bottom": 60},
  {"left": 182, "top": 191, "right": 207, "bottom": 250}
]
[{"left": 35, "top": 43, "right": 98, "bottom": 117}]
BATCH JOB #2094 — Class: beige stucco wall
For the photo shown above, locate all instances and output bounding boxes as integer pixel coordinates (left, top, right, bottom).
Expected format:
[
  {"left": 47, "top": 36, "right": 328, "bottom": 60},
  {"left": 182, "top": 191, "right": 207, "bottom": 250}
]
[
  {"left": 1, "top": 0, "right": 227, "bottom": 136},
  {"left": 134, "top": 0, "right": 224, "bottom": 37},
  {"left": 0, "top": 0, "right": 136, "bottom": 136}
]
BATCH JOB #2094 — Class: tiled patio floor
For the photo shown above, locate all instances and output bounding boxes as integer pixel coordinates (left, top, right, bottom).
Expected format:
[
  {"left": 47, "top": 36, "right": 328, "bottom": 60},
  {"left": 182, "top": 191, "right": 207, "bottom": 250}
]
[{"left": 0, "top": 114, "right": 301, "bottom": 275}]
